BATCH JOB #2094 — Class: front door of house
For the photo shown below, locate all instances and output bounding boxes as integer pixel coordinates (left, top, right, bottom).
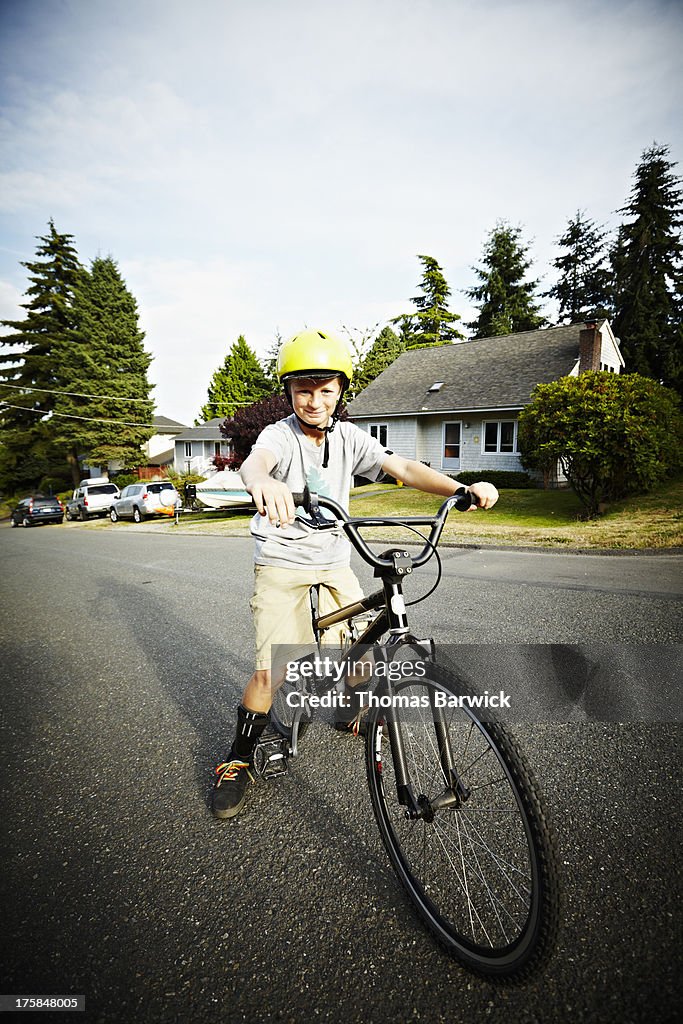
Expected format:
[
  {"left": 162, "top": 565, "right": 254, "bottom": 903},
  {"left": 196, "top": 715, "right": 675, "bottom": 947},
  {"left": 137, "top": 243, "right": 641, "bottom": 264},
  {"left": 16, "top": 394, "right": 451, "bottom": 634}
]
[{"left": 442, "top": 421, "right": 461, "bottom": 471}]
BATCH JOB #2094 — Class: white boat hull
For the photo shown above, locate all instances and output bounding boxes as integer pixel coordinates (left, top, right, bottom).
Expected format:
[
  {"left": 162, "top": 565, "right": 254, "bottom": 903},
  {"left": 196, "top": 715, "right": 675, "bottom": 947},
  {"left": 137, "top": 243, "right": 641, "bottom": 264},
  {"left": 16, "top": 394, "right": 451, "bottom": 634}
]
[{"left": 195, "top": 471, "right": 252, "bottom": 509}]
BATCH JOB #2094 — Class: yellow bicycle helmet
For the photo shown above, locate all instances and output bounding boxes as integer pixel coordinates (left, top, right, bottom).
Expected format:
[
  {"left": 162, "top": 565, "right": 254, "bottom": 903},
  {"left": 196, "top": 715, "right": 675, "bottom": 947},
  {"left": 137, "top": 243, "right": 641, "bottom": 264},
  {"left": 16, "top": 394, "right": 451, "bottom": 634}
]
[
  {"left": 276, "top": 329, "right": 353, "bottom": 387},
  {"left": 276, "top": 329, "right": 353, "bottom": 467}
]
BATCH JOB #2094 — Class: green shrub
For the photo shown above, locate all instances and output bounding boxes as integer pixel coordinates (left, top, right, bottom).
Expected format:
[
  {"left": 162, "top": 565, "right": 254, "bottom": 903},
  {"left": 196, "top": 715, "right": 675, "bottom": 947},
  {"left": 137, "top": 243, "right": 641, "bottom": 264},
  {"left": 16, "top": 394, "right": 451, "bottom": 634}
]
[
  {"left": 453, "top": 470, "right": 535, "bottom": 489},
  {"left": 167, "top": 469, "right": 207, "bottom": 487},
  {"left": 38, "top": 471, "right": 72, "bottom": 495},
  {"left": 110, "top": 472, "right": 139, "bottom": 489}
]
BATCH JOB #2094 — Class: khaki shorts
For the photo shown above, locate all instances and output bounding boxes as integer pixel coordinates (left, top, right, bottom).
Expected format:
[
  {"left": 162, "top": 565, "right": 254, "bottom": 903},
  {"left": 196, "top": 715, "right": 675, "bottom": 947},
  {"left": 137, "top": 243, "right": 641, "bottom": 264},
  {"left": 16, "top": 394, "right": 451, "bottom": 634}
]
[{"left": 250, "top": 564, "right": 364, "bottom": 671}]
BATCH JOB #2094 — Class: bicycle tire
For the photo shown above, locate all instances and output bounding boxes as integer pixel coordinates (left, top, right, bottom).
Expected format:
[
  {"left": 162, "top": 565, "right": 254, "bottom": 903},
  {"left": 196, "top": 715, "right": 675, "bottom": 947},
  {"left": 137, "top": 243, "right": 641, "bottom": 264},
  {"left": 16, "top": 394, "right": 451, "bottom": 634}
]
[{"left": 365, "top": 666, "right": 559, "bottom": 979}]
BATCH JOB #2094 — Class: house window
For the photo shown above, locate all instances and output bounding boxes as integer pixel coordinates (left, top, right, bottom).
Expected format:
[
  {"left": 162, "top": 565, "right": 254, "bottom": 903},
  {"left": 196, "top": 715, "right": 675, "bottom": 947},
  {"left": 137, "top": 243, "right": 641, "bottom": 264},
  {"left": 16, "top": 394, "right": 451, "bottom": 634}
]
[
  {"left": 443, "top": 422, "right": 461, "bottom": 461},
  {"left": 483, "top": 420, "right": 518, "bottom": 454},
  {"left": 214, "top": 441, "right": 221, "bottom": 456},
  {"left": 369, "top": 423, "right": 388, "bottom": 447},
  {"left": 184, "top": 442, "right": 192, "bottom": 458}
]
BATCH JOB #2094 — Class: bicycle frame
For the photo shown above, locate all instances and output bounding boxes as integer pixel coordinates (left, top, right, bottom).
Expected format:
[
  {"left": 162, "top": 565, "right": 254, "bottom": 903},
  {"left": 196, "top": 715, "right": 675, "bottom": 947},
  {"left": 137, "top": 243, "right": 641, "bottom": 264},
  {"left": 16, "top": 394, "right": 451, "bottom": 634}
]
[{"left": 298, "top": 487, "right": 475, "bottom": 820}]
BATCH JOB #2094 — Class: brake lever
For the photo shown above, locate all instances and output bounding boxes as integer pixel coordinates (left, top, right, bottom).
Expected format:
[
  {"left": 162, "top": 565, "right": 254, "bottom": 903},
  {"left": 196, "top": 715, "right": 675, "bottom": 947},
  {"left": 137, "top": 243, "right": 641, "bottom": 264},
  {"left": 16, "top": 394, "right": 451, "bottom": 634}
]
[{"left": 292, "top": 489, "right": 338, "bottom": 531}]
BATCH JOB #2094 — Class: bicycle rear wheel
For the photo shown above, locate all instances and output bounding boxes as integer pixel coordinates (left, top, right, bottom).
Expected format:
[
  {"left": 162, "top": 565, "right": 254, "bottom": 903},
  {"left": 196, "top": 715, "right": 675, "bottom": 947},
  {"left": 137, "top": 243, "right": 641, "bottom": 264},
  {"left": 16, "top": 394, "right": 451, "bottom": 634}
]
[{"left": 365, "top": 667, "right": 559, "bottom": 978}]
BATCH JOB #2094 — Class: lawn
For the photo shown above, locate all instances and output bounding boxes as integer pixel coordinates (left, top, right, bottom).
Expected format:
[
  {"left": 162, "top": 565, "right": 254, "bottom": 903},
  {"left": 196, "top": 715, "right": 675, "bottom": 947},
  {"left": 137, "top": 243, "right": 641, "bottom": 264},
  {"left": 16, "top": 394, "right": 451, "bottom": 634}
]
[{"left": 157, "top": 478, "right": 683, "bottom": 550}]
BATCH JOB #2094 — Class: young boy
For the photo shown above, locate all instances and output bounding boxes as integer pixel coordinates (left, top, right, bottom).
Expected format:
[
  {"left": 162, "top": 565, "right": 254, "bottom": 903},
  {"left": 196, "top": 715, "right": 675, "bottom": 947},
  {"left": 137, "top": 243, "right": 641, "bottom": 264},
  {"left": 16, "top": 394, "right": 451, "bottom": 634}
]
[{"left": 212, "top": 329, "right": 499, "bottom": 819}]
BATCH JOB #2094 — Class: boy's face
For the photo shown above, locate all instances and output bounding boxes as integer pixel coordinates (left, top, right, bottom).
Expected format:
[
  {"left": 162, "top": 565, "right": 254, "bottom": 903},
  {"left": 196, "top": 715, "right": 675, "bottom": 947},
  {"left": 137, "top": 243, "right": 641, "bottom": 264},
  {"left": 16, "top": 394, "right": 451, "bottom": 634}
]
[{"left": 289, "top": 376, "right": 342, "bottom": 428}]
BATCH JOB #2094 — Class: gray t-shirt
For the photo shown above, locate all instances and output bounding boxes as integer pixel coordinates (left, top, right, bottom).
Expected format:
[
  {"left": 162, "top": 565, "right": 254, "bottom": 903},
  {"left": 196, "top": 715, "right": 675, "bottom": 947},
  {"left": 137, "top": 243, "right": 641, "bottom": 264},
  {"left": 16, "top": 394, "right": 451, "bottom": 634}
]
[{"left": 249, "top": 414, "right": 388, "bottom": 568}]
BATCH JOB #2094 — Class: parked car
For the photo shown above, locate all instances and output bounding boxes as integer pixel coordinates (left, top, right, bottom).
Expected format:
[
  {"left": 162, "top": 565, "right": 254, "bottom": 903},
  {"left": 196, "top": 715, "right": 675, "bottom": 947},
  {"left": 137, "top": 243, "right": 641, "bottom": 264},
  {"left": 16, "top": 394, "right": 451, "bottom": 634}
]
[
  {"left": 66, "top": 478, "right": 120, "bottom": 521},
  {"left": 109, "top": 481, "right": 180, "bottom": 523},
  {"left": 10, "top": 495, "right": 64, "bottom": 527}
]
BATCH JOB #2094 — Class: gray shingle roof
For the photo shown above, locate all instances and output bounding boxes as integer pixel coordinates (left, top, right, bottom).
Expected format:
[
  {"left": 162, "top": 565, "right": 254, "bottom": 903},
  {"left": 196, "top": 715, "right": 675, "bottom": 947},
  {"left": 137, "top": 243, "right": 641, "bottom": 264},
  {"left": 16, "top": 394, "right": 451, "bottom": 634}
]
[
  {"left": 153, "top": 415, "right": 187, "bottom": 432},
  {"left": 147, "top": 446, "right": 175, "bottom": 464},
  {"left": 173, "top": 417, "right": 226, "bottom": 440},
  {"left": 347, "top": 324, "right": 587, "bottom": 417}
]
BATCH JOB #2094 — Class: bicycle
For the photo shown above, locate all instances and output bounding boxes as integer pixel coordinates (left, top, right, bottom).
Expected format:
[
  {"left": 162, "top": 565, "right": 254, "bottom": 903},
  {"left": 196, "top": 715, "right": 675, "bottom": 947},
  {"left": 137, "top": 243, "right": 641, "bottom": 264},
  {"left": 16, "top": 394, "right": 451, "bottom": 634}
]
[{"left": 253, "top": 486, "right": 560, "bottom": 980}]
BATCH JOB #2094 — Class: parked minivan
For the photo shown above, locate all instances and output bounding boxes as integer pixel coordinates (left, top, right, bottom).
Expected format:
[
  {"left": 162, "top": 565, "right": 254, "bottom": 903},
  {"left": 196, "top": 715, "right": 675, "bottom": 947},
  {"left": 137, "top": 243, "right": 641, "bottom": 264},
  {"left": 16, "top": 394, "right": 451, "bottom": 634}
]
[{"left": 109, "top": 482, "right": 180, "bottom": 523}]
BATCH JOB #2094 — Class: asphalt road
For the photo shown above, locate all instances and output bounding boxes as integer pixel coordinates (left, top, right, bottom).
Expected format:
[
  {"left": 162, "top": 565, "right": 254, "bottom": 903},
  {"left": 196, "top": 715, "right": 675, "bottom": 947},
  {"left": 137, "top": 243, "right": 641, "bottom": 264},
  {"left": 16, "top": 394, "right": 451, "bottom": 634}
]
[{"left": 1, "top": 522, "right": 681, "bottom": 1024}]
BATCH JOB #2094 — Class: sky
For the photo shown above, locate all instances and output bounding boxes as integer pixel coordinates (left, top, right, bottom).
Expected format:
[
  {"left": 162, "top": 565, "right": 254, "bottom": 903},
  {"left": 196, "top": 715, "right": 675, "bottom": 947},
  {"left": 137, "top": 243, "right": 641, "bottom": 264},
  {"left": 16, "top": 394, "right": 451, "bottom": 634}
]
[{"left": 1, "top": 0, "right": 681, "bottom": 425}]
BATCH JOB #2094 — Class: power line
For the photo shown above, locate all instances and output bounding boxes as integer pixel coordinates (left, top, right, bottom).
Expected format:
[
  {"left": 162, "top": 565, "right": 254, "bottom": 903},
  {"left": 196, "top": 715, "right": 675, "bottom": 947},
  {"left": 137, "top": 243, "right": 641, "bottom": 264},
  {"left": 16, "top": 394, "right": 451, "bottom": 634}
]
[
  {"left": 0, "top": 382, "right": 259, "bottom": 411},
  {"left": 0, "top": 402, "right": 159, "bottom": 428},
  {"left": 0, "top": 381, "right": 152, "bottom": 401},
  {"left": 0, "top": 401, "right": 243, "bottom": 429}
]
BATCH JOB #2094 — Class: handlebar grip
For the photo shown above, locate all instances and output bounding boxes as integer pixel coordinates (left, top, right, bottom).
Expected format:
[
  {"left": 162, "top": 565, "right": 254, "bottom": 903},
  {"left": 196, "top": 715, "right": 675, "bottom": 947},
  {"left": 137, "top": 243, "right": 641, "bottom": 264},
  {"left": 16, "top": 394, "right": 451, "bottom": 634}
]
[
  {"left": 453, "top": 486, "right": 478, "bottom": 511},
  {"left": 290, "top": 491, "right": 307, "bottom": 509}
]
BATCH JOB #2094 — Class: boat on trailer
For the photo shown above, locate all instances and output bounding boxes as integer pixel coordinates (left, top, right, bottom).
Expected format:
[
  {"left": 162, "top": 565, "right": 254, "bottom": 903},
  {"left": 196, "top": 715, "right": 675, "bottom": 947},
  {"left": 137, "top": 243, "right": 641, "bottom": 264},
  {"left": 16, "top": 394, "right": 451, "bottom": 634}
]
[{"left": 195, "top": 470, "right": 252, "bottom": 509}]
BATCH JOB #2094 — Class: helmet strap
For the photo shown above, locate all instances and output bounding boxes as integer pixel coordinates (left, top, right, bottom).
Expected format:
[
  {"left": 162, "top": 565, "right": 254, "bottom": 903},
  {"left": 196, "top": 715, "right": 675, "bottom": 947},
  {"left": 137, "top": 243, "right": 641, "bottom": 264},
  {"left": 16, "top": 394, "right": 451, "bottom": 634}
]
[{"left": 292, "top": 411, "right": 337, "bottom": 468}]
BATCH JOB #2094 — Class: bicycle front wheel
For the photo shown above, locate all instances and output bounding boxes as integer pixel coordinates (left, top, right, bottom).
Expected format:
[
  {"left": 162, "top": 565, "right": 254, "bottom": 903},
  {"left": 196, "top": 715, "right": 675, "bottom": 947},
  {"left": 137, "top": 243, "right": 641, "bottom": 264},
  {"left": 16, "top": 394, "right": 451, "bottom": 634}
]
[{"left": 365, "top": 668, "right": 559, "bottom": 978}]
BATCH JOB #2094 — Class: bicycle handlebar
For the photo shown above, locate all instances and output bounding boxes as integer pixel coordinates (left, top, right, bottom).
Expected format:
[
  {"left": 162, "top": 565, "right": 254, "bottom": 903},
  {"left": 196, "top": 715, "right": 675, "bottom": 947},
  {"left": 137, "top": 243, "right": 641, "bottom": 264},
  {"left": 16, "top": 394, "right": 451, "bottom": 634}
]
[{"left": 290, "top": 486, "right": 477, "bottom": 572}]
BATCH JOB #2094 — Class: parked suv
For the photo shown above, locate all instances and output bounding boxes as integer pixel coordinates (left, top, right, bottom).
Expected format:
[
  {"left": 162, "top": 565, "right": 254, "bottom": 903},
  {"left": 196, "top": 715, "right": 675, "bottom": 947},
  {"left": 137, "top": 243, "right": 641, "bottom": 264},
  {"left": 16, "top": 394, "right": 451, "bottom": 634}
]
[
  {"left": 10, "top": 495, "right": 64, "bottom": 527},
  {"left": 110, "top": 481, "right": 180, "bottom": 523},
  {"left": 66, "top": 478, "right": 120, "bottom": 521}
]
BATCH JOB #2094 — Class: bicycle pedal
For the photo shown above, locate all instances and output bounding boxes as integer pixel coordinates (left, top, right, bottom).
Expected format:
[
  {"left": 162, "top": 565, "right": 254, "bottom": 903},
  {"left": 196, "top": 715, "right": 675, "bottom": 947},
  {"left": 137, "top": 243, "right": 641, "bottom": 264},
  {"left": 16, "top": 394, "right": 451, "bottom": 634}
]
[{"left": 252, "top": 731, "right": 289, "bottom": 779}]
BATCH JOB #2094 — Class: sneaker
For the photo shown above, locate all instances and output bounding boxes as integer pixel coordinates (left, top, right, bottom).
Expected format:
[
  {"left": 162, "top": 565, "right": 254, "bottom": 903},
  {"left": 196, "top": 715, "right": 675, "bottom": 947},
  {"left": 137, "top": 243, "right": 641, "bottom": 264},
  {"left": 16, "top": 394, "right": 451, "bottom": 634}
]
[{"left": 211, "top": 757, "right": 254, "bottom": 819}]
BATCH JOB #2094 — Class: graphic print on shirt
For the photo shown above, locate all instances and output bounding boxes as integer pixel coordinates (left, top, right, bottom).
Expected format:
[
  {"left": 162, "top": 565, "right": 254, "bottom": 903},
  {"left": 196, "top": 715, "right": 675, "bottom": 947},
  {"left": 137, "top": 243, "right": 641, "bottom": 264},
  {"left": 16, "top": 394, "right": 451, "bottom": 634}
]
[{"left": 296, "top": 464, "right": 335, "bottom": 520}]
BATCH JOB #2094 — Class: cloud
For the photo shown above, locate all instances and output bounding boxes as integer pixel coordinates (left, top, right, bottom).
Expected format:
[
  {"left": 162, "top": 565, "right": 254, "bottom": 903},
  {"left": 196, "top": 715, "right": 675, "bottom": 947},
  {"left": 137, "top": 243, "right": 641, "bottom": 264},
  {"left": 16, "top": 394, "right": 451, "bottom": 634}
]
[
  {"left": 121, "top": 256, "right": 283, "bottom": 421},
  {"left": 0, "top": 0, "right": 681, "bottom": 420}
]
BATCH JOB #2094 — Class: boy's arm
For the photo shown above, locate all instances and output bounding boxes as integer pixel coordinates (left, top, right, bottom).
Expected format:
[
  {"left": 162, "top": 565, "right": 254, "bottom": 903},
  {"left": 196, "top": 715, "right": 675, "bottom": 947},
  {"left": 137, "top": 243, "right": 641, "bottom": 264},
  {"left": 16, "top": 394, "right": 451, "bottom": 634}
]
[
  {"left": 240, "top": 449, "right": 297, "bottom": 525},
  {"left": 381, "top": 453, "right": 499, "bottom": 510}
]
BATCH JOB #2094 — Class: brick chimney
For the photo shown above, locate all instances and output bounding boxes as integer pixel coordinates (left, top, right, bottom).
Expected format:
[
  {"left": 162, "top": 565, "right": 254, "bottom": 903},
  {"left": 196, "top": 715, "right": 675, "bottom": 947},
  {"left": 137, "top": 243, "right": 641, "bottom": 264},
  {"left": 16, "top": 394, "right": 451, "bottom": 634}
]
[{"left": 578, "top": 321, "right": 601, "bottom": 374}]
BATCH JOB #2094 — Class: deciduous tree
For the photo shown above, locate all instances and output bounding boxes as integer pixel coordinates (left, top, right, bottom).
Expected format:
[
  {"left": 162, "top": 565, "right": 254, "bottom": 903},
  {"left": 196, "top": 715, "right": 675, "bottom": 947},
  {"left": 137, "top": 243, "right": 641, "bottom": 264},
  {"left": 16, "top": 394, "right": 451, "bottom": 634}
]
[
  {"left": 518, "top": 372, "right": 682, "bottom": 516},
  {"left": 217, "top": 392, "right": 292, "bottom": 466}
]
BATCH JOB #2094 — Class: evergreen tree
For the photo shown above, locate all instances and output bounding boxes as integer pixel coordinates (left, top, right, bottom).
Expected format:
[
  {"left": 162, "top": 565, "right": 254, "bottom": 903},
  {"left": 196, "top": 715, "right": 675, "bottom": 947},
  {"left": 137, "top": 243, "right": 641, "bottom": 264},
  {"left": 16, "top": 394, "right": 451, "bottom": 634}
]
[
  {"left": 262, "top": 331, "right": 284, "bottom": 394},
  {"left": 467, "top": 222, "right": 546, "bottom": 338},
  {"left": 52, "top": 257, "right": 154, "bottom": 484},
  {"left": 0, "top": 220, "right": 81, "bottom": 492},
  {"left": 352, "top": 326, "right": 405, "bottom": 396},
  {"left": 546, "top": 211, "right": 612, "bottom": 323},
  {"left": 611, "top": 143, "right": 682, "bottom": 394},
  {"left": 198, "top": 335, "right": 270, "bottom": 421},
  {"left": 393, "top": 255, "right": 464, "bottom": 348}
]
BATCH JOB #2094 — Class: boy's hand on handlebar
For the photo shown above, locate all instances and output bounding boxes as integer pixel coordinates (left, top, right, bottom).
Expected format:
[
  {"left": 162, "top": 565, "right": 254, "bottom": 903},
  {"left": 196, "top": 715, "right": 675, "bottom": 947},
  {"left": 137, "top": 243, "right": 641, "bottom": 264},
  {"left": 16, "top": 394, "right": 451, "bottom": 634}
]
[
  {"left": 248, "top": 479, "right": 297, "bottom": 526},
  {"left": 467, "top": 482, "right": 499, "bottom": 510}
]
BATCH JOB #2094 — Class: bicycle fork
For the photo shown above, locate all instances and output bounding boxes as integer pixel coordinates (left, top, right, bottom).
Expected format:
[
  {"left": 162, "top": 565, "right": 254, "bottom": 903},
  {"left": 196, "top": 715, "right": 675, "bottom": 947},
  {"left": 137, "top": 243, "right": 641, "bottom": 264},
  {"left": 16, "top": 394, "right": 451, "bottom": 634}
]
[{"left": 381, "top": 684, "right": 471, "bottom": 822}]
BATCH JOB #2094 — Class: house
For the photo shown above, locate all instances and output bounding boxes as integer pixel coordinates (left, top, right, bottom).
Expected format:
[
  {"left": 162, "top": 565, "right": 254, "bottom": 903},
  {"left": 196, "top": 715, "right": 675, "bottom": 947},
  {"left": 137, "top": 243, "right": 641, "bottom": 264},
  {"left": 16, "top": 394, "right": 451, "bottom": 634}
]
[
  {"left": 138, "top": 415, "right": 188, "bottom": 478},
  {"left": 172, "top": 418, "right": 232, "bottom": 476},
  {"left": 84, "top": 414, "right": 188, "bottom": 481},
  {"left": 346, "top": 320, "right": 624, "bottom": 477}
]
